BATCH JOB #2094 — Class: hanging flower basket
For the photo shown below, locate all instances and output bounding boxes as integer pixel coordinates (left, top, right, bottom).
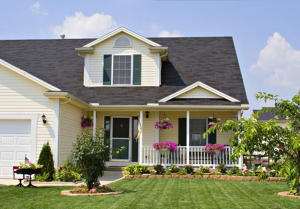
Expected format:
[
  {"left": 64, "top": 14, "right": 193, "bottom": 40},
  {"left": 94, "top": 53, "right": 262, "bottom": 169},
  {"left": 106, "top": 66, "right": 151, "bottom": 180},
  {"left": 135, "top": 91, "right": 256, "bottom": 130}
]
[
  {"left": 153, "top": 142, "right": 177, "bottom": 152},
  {"left": 81, "top": 116, "right": 93, "bottom": 128},
  {"left": 208, "top": 117, "right": 221, "bottom": 128},
  {"left": 155, "top": 118, "right": 173, "bottom": 131},
  {"left": 203, "top": 143, "right": 225, "bottom": 155}
]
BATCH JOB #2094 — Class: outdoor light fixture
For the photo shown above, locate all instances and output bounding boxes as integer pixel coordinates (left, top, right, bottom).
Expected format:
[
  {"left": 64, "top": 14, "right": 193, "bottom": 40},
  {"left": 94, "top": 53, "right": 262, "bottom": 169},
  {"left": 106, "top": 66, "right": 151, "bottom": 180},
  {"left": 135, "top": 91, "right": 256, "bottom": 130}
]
[
  {"left": 146, "top": 111, "right": 149, "bottom": 118},
  {"left": 41, "top": 114, "right": 47, "bottom": 124}
]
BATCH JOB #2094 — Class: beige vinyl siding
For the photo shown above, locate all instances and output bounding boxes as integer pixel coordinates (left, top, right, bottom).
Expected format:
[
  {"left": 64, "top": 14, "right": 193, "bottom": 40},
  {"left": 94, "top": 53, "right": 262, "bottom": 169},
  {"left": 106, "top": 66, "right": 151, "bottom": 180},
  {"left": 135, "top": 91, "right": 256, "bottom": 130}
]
[
  {"left": 159, "top": 111, "right": 236, "bottom": 145},
  {"left": 0, "top": 64, "right": 55, "bottom": 161},
  {"left": 59, "top": 103, "right": 83, "bottom": 165},
  {"left": 176, "top": 87, "right": 222, "bottom": 99},
  {"left": 89, "top": 32, "right": 157, "bottom": 86}
]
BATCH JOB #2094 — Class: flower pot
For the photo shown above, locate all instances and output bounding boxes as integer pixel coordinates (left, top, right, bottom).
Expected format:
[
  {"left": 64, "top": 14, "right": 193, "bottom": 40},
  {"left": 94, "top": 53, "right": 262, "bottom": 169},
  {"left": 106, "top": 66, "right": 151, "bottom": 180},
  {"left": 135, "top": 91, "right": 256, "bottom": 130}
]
[{"left": 254, "top": 163, "right": 262, "bottom": 169}]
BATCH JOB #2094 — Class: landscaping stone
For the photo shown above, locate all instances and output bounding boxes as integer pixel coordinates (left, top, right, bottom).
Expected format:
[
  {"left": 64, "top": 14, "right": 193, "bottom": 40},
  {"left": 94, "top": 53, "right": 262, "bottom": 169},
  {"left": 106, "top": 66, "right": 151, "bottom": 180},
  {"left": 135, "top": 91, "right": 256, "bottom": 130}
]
[
  {"left": 269, "top": 177, "right": 278, "bottom": 182},
  {"left": 141, "top": 175, "right": 149, "bottom": 179},
  {"left": 251, "top": 177, "right": 260, "bottom": 181},
  {"left": 156, "top": 175, "right": 163, "bottom": 178},
  {"left": 202, "top": 175, "right": 210, "bottom": 179},
  {"left": 179, "top": 175, "right": 187, "bottom": 179},
  {"left": 187, "top": 175, "right": 194, "bottom": 179},
  {"left": 133, "top": 175, "right": 141, "bottom": 179},
  {"left": 278, "top": 191, "right": 300, "bottom": 199},
  {"left": 149, "top": 175, "right": 156, "bottom": 178},
  {"left": 61, "top": 190, "right": 124, "bottom": 196},
  {"left": 278, "top": 177, "right": 286, "bottom": 182},
  {"left": 163, "top": 175, "right": 171, "bottom": 179},
  {"left": 125, "top": 175, "right": 133, "bottom": 179},
  {"left": 195, "top": 175, "right": 202, "bottom": 179}
]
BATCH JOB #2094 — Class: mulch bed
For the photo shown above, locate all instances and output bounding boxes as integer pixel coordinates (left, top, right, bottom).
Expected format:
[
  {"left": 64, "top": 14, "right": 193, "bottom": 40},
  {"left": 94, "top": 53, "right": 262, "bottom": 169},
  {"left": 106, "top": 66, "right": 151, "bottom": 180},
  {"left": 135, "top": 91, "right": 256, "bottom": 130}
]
[{"left": 61, "top": 190, "right": 124, "bottom": 196}]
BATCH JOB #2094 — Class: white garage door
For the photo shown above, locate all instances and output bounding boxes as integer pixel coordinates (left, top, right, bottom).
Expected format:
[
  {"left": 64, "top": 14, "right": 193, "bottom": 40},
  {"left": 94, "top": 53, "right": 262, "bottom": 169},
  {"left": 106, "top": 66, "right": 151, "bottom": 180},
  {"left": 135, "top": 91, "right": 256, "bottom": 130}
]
[{"left": 0, "top": 120, "right": 31, "bottom": 178}]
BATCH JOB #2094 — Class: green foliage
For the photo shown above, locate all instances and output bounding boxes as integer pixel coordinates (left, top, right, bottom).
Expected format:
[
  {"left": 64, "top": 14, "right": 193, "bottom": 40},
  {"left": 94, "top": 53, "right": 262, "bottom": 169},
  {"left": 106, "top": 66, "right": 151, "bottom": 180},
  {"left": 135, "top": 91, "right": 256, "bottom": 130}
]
[
  {"left": 150, "top": 171, "right": 156, "bottom": 175},
  {"left": 216, "top": 163, "right": 227, "bottom": 173},
  {"left": 153, "top": 164, "right": 164, "bottom": 174},
  {"left": 37, "top": 141, "right": 55, "bottom": 180},
  {"left": 164, "top": 171, "right": 171, "bottom": 175},
  {"left": 257, "top": 172, "right": 269, "bottom": 180},
  {"left": 34, "top": 172, "right": 50, "bottom": 182},
  {"left": 270, "top": 172, "right": 277, "bottom": 177},
  {"left": 199, "top": 166, "right": 210, "bottom": 173},
  {"left": 226, "top": 171, "right": 233, "bottom": 176},
  {"left": 18, "top": 162, "right": 42, "bottom": 169},
  {"left": 55, "top": 168, "right": 81, "bottom": 182},
  {"left": 236, "top": 172, "right": 243, "bottom": 176},
  {"left": 169, "top": 164, "right": 180, "bottom": 173},
  {"left": 71, "top": 128, "right": 111, "bottom": 190},
  {"left": 230, "top": 166, "right": 240, "bottom": 174},
  {"left": 178, "top": 170, "right": 187, "bottom": 175},
  {"left": 124, "top": 164, "right": 149, "bottom": 175},
  {"left": 246, "top": 172, "right": 255, "bottom": 177},
  {"left": 184, "top": 165, "right": 194, "bottom": 173},
  {"left": 195, "top": 171, "right": 203, "bottom": 175},
  {"left": 203, "top": 91, "right": 300, "bottom": 194},
  {"left": 215, "top": 172, "right": 221, "bottom": 175}
]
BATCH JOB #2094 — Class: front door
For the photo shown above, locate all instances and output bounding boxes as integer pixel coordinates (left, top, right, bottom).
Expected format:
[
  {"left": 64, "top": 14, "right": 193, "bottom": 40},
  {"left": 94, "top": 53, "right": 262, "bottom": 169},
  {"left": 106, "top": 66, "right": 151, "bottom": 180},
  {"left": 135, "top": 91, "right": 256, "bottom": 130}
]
[{"left": 111, "top": 117, "right": 131, "bottom": 160}]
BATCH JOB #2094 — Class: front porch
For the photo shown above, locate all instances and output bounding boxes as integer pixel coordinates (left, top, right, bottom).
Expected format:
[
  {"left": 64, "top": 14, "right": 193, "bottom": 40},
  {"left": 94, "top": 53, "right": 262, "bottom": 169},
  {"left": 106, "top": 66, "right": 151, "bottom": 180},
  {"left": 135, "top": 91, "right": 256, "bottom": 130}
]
[{"left": 87, "top": 109, "right": 243, "bottom": 168}]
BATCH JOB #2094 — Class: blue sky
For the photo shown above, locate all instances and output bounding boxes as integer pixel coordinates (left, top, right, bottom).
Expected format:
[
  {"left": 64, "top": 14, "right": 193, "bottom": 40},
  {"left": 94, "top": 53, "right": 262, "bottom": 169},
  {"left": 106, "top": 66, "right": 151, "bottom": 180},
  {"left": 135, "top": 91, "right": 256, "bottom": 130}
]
[{"left": 1, "top": 0, "right": 299, "bottom": 118}]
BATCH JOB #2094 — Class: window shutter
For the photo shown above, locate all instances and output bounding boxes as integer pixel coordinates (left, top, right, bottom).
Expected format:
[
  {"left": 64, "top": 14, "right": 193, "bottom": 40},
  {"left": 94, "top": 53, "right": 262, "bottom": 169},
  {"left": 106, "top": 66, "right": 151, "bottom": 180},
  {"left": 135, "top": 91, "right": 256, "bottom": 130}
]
[
  {"left": 103, "top": 55, "right": 112, "bottom": 85},
  {"left": 178, "top": 118, "right": 187, "bottom": 146},
  {"left": 208, "top": 118, "right": 217, "bottom": 144},
  {"left": 132, "top": 116, "right": 139, "bottom": 162},
  {"left": 133, "top": 54, "right": 141, "bottom": 85}
]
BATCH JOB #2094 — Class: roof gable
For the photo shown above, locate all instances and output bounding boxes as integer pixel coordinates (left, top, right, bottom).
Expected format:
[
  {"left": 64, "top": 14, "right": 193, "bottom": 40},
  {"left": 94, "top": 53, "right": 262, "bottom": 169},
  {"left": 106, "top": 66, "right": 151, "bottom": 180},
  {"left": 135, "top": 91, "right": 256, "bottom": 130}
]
[
  {"left": 0, "top": 59, "right": 61, "bottom": 91},
  {"left": 158, "top": 81, "right": 240, "bottom": 103},
  {"left": 83, "top": 27, "right": 161, "bottom": 47}
]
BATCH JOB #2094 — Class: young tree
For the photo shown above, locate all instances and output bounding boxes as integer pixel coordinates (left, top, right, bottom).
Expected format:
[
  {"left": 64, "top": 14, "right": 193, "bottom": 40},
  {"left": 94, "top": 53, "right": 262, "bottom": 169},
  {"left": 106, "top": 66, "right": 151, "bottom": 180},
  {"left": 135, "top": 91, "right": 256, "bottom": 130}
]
[
  {"left": 71, "top": 128, "right": 111, "bottom": 190},
  {"left": 204, "top": 91, "right": 300, "bottom": 194},
  {"left": 37, "top": 141, "right": 55, "bottom": 180}
]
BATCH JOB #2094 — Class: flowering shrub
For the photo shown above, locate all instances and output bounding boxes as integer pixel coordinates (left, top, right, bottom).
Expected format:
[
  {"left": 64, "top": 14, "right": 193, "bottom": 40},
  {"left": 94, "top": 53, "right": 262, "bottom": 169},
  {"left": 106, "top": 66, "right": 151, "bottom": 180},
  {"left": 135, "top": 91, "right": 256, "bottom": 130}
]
[
  {"left": 203, "top": 143, "right": 226, "bottom": 154},
  {"left": 153, "top": 142, "right": 177, "bottom": 152},
  {"left": 19, "top": 162, "right": 43, "bottom": 169},
  {"left": 184, "top": 165, "right": 194, "bottom": 173},
  {"left": 208, "top": 118, "right": 221, "bottom": 128},
  {"left": 153, "top": 164, "right": 164, "bottom": 174},
  {"left": 155, "top": 118, "right": 173, "bottom": 131},
  {"left": 71, "top": 184, "right": 114, "bottom": 194},
  {"left": 81, "top": 116, "right": 93, "bottom": 128}
]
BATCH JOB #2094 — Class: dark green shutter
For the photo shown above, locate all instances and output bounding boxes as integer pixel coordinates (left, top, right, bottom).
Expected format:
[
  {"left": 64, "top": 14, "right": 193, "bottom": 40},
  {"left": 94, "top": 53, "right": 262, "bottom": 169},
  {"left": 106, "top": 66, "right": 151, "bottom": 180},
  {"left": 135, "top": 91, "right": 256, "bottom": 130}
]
[
  {"left": 208, "top": 118, "right": 217, "bottom": 144},
  {"left": 103, "top": 55, "right": 112, "bottom": 85},
  {"left": 132, "top": 117, "right": 139, "bottom": 162},
  {"left": 104, "top": 116, "right": 111, "bottom": 161},
  {"left": 178, "top": 118, "right": 187, "bottom": 146},
  {"left": 133, "top": 54, "right": 141, "bottom": 85}
]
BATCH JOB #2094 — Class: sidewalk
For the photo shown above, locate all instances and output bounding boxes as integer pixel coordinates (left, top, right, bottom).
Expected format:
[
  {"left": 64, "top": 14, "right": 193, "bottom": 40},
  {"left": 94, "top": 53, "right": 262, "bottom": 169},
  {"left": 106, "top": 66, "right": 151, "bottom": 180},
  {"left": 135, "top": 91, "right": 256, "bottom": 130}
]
[{"left": 0, "top": 171, "right": 124, "bottom": 187}]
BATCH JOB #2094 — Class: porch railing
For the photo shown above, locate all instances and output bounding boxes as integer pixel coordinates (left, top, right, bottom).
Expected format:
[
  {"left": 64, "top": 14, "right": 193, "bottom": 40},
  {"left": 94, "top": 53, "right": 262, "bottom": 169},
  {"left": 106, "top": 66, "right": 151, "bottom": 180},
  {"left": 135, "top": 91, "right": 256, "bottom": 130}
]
[{"left": 141, "top": 146, "right": 240, "bottom": 168}]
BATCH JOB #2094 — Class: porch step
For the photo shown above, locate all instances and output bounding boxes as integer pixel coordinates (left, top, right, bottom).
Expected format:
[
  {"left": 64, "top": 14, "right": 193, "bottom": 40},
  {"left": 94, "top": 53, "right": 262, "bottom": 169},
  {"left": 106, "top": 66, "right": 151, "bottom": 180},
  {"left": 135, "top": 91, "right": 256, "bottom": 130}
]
[{"left": 106, "top": 166, "right": 126, "bottom": 171}]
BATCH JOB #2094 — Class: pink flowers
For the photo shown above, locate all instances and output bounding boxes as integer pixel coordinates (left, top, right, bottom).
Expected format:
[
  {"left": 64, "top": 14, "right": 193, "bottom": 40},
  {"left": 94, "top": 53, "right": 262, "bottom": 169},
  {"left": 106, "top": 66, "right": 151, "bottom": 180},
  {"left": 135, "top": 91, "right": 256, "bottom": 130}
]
[
  {"left": 203, "top": 143, "right": 226, "bottom": 154},
  {"left": 153, "top": 142, "right": 177, "bottom": 152},
  {"left": 81, "top": 116, "right": 93, "bottom": 128},
  {"left": 155, "top": 118, "right": 173, "bottom": 131}
]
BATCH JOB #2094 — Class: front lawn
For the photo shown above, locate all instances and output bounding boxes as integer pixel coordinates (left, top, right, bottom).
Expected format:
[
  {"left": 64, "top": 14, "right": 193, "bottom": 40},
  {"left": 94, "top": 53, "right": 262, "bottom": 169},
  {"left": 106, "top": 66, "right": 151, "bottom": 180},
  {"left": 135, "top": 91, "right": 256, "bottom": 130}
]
[{"left": 0, "top": 179, "right": 298, "bottom": 209}]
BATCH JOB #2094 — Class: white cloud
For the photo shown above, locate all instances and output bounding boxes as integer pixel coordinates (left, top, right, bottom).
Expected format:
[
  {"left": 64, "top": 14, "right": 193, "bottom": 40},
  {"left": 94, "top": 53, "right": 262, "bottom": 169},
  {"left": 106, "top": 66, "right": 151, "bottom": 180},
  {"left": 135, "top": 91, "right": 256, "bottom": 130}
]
[
  {"left": 30, "top": 2, "right": 48, "bottom": 16},
  {"left": 159, "top": 30, "right": 181, "bottom": 37},
  {"left": 250, "top": 32, "right": 300, "bottom": 89},
  {"left": 51, "top": 12, "right": 117, "bottom": 38}
]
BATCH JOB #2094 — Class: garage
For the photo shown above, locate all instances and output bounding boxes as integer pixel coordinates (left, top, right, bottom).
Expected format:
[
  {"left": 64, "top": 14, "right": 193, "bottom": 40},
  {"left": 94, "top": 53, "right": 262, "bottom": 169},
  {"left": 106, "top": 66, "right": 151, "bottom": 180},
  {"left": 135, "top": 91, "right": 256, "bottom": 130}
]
[{"left": 0, "top": 120, "right": 31, "bottom": 178}]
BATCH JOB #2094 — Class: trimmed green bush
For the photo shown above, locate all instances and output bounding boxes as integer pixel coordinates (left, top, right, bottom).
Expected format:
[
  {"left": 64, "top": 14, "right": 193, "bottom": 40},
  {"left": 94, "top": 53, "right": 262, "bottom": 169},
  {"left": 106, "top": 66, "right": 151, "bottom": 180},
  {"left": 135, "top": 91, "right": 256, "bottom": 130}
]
[
  {"left": 195, "top": 171, "right": 203, "bottom": 175},
  {"left": 179, "top": 170, "right": 187, "bottom": 175},
  {"left": 37, "top": 141, "right": 55, "bottom": 180},
  {"left": 165, "top": 171, "right": 171, "bottom": 175}
]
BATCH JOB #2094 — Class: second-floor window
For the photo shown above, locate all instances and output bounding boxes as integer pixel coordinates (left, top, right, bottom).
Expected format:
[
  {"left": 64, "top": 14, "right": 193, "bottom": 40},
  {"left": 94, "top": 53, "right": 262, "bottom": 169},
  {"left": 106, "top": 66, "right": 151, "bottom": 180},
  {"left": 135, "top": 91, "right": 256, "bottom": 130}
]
[{"left": 113, "top": 55, "right": 132, "bottom": 85}]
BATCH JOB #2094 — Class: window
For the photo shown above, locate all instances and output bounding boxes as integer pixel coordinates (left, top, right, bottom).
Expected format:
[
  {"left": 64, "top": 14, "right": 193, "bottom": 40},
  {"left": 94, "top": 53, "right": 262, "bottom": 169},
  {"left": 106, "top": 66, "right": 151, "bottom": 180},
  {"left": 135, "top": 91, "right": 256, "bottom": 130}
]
[
  {"left": 113, "top": 36, "right": 132, "bottom": 47},
  {"left": 113, "top": 55, "right": 132, "bottom": 85}
]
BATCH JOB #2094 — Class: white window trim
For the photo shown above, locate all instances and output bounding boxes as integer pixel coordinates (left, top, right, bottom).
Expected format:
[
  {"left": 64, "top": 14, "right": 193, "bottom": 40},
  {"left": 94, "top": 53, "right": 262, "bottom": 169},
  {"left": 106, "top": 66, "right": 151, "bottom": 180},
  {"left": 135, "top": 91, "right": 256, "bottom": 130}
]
[
  {"left": 113, "top": 35, "right": 132, "bottom": 48},
  {"left": 0, "top": 114, "right": 38, "bottom": 163},
  {"left": 111, "top": 54, "right": 133, "bottom": 86}
]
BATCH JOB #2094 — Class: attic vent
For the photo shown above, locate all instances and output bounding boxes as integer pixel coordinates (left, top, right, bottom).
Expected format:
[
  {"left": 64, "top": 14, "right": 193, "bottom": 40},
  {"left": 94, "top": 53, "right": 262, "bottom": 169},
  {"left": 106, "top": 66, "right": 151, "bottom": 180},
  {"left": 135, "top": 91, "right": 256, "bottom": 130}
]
[{"left": 113, "top": 35, "right": 131, "bottom": 47}]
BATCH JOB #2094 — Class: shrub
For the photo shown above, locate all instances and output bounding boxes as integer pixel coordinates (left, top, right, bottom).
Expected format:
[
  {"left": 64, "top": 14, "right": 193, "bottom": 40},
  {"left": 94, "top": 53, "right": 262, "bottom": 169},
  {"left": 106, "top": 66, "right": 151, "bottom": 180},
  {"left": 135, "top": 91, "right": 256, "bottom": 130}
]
[
  {"left": 150, "top": 171, "right": 156, "bottom": 175},
  {"left": 153, "top": 164, "right": 164, "bottom": 174},
  {"left": 34, "top": 172, "right": 49, "bottom": 182},
  {"left": 230, "top": 165, "right": 240, "bottom": 174},
  {"left": 124, "top": 164, "right": 149, "bottom": 175},
  {"left": 226, "top": 171, "right": 233, "bottom": 176},
  {"left": 195, "top": 171, "right": 203, "bottom": 175},
  {"left": 169, "top": 164, "right": 180, "bottom": 173},
  {"left": 37, "top": 141, "right": 55, "bottom": 180},
  {"left": 165, "top": 171, "right": 171, "bottom": 175},
  {"left": 199, "top": 166, "right": 210, "bottom": 173},
  {"left": 246, "top": 172, "right": 255, "bottom": 176},
  {"left": 184, "top": 165, "right": 194, "bottom": 173},
  {"left": 236, "top": 172, "right": 243, "bottom": 176},
  {"left": 216, "top": 163, "right": 227, "bottom": 173},
  {"left": 257, "top": 172, "right": 269, "bottom": 180},
  {"left": 179, "top": 170, "right": 187, "bottom": 175},
  {"left": 71, "top": 128, "right": 111, "bottom": 190},
  {"left": 270, "top": 171, "right": 277, "bottom": 177},
  {"left": 55, "top": 167, "right": 81, "bottom": 182}
]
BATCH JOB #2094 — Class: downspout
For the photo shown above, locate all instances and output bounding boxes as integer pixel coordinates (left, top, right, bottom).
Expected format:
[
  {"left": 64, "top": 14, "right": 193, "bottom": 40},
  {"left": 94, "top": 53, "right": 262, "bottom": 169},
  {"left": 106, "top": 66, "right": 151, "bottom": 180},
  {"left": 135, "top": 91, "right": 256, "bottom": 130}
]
[
  {"left": 57, "top": 97, "right": 72, "bottom": 167},
  {"left": 160, "top": 51, "right": 168, "bottom": 59}
]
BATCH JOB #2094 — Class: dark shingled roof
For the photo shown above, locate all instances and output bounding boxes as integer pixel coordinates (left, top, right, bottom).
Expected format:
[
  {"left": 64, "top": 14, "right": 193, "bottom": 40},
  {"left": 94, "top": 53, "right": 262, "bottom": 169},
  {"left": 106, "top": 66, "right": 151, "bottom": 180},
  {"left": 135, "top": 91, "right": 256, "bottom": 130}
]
[
  {"left": 253, "top": 108, "right": 287, "bottom": 121},
  {"left": 0, "top": 37, "right": 248, "bottom": 106}
]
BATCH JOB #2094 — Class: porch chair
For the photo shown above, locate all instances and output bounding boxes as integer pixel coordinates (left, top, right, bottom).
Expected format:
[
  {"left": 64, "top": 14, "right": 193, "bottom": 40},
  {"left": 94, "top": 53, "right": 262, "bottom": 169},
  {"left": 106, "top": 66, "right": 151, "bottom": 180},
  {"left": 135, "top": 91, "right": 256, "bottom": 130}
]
[{"left": 13, "top": 166, "right": 25, "bottom": 187}]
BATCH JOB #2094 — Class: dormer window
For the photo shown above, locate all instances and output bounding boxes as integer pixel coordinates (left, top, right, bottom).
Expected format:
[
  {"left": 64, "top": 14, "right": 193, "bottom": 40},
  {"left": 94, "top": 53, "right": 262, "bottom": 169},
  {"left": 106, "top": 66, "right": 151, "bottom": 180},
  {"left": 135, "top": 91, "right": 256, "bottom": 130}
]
[{"left": 113, "top": 36, "right": 132, "bottom": 47}]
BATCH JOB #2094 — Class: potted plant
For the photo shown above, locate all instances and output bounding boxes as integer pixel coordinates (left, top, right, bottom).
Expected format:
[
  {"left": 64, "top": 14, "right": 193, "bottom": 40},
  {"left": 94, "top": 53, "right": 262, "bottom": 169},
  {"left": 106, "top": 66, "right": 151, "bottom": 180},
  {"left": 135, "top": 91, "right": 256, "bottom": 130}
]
[
  {"left": 153, "top": 142, "right": 177, "bottom": 152},
  {"left": 253, "top": 159, "right": 264, "bottom": 169},
  {"left": 155, "top": 118, "right": 173, "bottom": 131},
  {"left": 203, "top": 143, "right": 226, "bottom": 155},
  {"left": 81, "top": 116, "right": 93, "bottom": 128}
]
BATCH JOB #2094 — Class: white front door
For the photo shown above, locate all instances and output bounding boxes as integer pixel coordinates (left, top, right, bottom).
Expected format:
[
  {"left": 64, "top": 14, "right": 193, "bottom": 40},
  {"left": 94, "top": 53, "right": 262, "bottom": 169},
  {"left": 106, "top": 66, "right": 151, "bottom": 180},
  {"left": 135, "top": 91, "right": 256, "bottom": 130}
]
[
  {"left": 0, "top": 120, "right": 31, "bottom": 178},
  {"left": 111, "top": 117, "right": 131, "bottom": 161}
]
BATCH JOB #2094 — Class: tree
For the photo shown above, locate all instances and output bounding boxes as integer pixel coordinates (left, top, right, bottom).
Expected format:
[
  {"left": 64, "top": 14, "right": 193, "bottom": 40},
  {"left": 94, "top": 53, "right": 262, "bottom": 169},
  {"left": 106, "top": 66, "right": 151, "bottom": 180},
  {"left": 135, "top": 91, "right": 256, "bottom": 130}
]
[
  {"left": 204, "top": 91, "right": 300, "bottom": 194},
  {"left": 71, "top": 128, "right": 111, "bottom": 190},
  {"left": 37, "top": 141, "right": 55, "bottom": 180}
]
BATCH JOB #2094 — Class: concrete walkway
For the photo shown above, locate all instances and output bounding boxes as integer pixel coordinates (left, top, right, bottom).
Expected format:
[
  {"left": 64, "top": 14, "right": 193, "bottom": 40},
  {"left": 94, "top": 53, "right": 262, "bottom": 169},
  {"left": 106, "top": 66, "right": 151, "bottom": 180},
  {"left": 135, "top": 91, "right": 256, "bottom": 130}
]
[{"left": 0, "top": 171, "right": 124, "bottom": 187}]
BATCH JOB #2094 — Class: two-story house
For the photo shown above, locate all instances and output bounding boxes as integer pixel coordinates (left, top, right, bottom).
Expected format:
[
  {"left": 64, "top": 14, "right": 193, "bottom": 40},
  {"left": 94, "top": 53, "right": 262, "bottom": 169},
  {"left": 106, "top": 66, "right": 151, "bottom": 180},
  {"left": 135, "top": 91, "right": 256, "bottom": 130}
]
[{"left": 0, "top": 27, "right": 249, "bottom": 178}]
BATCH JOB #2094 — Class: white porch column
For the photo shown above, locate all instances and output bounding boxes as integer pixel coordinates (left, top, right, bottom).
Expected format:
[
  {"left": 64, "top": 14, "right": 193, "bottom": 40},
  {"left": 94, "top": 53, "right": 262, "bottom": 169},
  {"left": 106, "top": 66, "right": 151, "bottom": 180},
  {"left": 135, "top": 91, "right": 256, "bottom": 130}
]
[
  {"left": 186, "top": 111, "right": 190, "bottom": 165},
  {"left": 93, "top": 110, "right": 96, "bottom": 137},
  {"left": 154, "top": 111, "right": 159, "bottom": 143},
  {"left": 237, "top": 110, "right": 243, "bottom": 169},
  {"left": 53, "top": 99, "right": 59, "bottom": 169},
  {"left": 139, "top": 111, "right": 143, "bottom": 164}
]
